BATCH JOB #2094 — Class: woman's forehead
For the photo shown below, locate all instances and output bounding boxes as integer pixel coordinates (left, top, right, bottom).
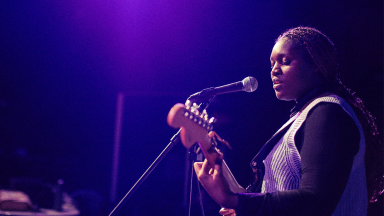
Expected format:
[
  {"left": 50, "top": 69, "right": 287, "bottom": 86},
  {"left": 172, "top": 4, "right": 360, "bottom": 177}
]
[
  {"left": 271, "top": 37, "right": 306, "bottom": 59},
  {"left": 271, "top": 38, "right": 298, "bottom": 58}
]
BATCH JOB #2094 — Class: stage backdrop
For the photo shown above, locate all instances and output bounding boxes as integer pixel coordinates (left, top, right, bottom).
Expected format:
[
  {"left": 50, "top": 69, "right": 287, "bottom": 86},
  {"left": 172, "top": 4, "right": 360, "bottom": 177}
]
[{"left": 0, "top": 0, "right": 382, "bottom": 215}]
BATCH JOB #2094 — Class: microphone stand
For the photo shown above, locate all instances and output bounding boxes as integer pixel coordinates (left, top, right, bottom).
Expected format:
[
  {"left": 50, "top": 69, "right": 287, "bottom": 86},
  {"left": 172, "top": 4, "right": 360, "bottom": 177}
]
[
  {"left": 108, "top": 129, "right": 181, "bottom": 216},
  {"left": 108, "top": 95, "right": 215, "bottom": 216}
]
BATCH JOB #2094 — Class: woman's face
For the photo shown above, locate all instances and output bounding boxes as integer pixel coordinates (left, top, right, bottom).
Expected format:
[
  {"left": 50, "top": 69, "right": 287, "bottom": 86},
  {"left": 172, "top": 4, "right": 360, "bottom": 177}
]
[{"left": 270, "top": 37, "right": 322, "bottom": 101}]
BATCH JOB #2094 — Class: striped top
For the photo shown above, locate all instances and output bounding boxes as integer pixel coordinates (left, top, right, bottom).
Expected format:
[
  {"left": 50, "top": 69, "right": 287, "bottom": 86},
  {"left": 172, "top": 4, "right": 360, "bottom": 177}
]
[{"left": 261, "top": 95, "right": 367, "bottom": 215}]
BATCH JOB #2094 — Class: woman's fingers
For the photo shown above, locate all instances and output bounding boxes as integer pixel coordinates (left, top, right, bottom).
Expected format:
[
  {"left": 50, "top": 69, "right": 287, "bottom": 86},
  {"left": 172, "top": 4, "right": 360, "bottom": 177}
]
[
  {"left": 194, "top": 161, "right": 203, "bottom": 173},
  {"left": 194, "top": 159, "right": 212, "bottom": 178},
  {"left": 219, "top": 207, "right": 236, "bottom": 216},
  {"left": 201, "top": 158, "right": 211, "bottom": 174}
]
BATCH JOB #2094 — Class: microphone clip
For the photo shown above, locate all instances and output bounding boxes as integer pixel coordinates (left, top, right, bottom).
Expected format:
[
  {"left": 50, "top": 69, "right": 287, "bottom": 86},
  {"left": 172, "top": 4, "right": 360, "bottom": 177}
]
[{"left": 188, "top": 87, "right": 216, "bottom": 100}]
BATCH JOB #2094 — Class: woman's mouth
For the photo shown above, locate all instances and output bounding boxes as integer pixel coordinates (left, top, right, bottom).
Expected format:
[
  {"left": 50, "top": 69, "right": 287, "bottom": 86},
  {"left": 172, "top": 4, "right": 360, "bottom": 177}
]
[{"left": 272, "top": 78, "right": 282, "bottom": 88}]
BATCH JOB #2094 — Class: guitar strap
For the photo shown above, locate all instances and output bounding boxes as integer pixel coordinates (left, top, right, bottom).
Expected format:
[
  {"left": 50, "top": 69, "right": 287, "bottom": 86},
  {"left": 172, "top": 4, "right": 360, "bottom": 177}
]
[
  {"left": 244, "top": 89, "right": 333, "bottom": 192},
  {"left": 245, "top": 113, "right": 299, "bottom": 193}
]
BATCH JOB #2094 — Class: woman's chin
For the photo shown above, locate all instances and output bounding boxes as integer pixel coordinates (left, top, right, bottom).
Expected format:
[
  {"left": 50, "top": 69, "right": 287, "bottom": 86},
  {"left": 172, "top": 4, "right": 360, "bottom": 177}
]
[{"left": 275, "top": 92, "right": 294, "bottom": 101}]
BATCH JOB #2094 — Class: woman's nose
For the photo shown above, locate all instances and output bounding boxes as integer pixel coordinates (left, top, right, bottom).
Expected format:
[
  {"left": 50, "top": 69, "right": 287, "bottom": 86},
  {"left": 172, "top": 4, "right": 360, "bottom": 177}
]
[{"left": 271, "top": 65, "right": 281, "bottom": 76}]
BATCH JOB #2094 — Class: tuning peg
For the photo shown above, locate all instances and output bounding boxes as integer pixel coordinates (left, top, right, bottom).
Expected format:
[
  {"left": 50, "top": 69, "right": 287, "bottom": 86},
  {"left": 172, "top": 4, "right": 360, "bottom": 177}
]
[
  {"left": 185, "top": 100, "right": 192, "bottom": 109},
  {"left": 209, "top": 117, "right": 216, "bottom": 124},
  {"left": 200, "top": 110, "right": 208, "bottom": 120},
  {"left": 184, "top": 111, "right": 190, "bottom": 117},
  {"left": 190, "top": 103, "right": 197, "bottom": 113},
  {"left": 198, "top": 119, "right": 203, "bottom": 125}
]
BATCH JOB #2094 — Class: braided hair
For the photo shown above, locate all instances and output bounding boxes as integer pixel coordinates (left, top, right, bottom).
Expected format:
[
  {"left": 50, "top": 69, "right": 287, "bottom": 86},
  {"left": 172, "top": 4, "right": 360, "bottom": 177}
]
[{"left": 277, "top": 26, "right": 383, "bottom": 206}]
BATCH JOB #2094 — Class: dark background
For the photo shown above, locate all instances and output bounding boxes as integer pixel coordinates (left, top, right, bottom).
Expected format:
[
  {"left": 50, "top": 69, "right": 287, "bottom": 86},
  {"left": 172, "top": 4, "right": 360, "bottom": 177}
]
[{"left": 0, "top": 0, "right": 382, "bottom": 215}]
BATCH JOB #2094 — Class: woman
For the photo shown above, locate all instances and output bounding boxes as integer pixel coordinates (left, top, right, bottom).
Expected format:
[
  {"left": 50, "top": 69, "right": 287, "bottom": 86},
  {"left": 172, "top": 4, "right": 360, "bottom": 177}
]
[{"left": 194, "top": 27, "right": 382, "bottom": 215}]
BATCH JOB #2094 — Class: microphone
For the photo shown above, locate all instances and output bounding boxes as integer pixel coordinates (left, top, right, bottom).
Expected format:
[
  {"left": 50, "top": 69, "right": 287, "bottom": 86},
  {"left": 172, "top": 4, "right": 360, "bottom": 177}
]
[{"left": 188, "top": 76, "right": 258, "bottom": 99}]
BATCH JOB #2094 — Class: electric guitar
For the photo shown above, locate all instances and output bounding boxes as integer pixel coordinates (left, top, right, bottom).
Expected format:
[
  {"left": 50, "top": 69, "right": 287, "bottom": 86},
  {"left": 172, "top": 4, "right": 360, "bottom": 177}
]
[{"left": 167, "top": 101, "right": 245, "bottom": 193}]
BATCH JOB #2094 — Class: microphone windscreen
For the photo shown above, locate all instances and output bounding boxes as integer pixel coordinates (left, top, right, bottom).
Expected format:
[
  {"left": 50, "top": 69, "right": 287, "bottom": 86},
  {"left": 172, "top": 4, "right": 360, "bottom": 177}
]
[{"left": 242, "top": 77, "right": 258, "bottom": 92}]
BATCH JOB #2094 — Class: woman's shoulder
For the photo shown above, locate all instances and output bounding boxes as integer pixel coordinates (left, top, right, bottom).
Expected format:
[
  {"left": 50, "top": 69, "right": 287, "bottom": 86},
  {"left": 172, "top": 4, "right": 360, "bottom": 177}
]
[{"left": 306, "top": 101, "right": 357, "bottom": 130}]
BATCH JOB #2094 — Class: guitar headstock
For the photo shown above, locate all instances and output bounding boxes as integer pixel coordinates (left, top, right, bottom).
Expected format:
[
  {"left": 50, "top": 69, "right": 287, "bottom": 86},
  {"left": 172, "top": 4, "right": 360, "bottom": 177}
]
[
  {"left": 168, "top": 101, "right": 245, "bottom": 194},
  {"left": 167, "top": 100, "right": 216, "bottom": 149}
]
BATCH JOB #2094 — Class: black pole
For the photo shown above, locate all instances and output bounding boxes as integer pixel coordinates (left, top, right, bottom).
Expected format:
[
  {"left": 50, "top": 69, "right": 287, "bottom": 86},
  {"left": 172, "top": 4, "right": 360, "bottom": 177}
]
[{"left": 108, "top": 129, "right": 181, "bottom": 216}]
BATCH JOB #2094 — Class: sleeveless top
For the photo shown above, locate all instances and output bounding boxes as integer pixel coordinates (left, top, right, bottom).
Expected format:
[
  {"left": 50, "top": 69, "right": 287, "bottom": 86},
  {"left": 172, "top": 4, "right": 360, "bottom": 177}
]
[{"left": 261, "top": 95, "right": 367, "bottom": 215}]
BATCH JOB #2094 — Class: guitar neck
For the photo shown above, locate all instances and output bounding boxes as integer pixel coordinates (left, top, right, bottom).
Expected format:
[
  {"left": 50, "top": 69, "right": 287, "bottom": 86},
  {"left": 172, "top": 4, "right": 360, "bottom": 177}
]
[
  {"left": 197, "top": 136, "right": 245, "bottom": 193},
  {"left": 196, "top": 136, "right": 223, "bottom": 168}
]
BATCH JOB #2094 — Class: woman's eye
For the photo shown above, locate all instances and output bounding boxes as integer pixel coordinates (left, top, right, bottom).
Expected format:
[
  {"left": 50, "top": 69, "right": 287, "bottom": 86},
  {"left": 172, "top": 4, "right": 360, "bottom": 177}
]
[{"left": 282, "top": 60, "right": 291, "bottom": 65}]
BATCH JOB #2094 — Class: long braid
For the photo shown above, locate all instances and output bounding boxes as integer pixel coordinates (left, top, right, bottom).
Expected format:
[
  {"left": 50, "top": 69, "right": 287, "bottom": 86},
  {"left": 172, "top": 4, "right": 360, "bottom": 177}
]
[
  {"left": 336, "top": 81, "right": 384, "bottom": 203},
  {"left": 279, "top": 26, "right": 384, "bottom": 204}
]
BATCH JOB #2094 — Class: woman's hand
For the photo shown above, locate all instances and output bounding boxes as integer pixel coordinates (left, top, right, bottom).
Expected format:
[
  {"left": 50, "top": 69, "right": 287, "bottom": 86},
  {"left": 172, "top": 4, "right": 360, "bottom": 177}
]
[
  {"left": 219, "top": 207, "right": 236, "bottom": 216},
  {"left": 194, "top": 158, "right": 239, "bottom": 209}
]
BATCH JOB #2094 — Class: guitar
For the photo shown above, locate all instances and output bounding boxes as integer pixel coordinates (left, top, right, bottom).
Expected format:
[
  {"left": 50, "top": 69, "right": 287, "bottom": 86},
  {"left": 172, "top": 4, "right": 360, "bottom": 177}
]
[{"left": 167, "top": 101, "right": 245, "bottom": 194}]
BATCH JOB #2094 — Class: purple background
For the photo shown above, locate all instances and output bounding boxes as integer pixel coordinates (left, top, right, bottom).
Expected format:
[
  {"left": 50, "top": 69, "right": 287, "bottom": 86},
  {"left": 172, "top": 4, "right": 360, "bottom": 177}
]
[{"left": 0, "top": 0, "right": 382, "bottom": 215}]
